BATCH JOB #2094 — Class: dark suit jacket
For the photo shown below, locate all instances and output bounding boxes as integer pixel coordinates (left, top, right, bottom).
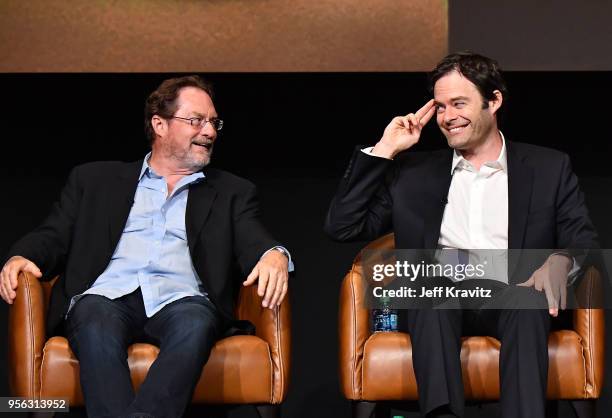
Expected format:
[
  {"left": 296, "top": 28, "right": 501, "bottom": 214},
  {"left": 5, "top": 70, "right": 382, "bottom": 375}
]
[
  {"left": 6, "top": 160, "right": 280, "bottom": 336},
  {"left": 325, "top": 141, "right": 598, "bottom": 282}
]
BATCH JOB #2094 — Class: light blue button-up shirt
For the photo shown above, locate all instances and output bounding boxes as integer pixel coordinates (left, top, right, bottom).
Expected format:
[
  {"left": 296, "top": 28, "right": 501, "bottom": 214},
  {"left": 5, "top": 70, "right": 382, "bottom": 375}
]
[
  {"left": 68, "top": 154, "right": 294, "bottom": 318},
  {"left": 68, "top": 154, "right": 207, "bottom": 317}
]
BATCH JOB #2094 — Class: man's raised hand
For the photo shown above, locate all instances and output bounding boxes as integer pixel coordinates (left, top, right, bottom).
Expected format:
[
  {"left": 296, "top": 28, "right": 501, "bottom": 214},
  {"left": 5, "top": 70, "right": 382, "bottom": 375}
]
[{"left": 372, "top": 99, "right": 436, "bottom": 159}]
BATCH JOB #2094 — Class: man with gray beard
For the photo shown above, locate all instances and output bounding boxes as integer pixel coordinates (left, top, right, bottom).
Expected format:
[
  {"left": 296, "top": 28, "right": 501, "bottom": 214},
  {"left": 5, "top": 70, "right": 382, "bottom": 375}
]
[{"left": 1, "top": 75, "right": 292, "bottom": 418}]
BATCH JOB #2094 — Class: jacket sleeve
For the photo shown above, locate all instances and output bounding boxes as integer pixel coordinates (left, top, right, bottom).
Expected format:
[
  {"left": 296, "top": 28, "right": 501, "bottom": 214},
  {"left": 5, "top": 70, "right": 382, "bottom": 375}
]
[
  {"left": 5, "top": 166, "right": 83, "bottom": 279},
  {"left": 555, "top": 153, "right": 599, "bottom": 251},
  {"left": 324, "top": 147, "right": 396, "bottom": 242},
  {"left": 232, "top": 182, "right": 282, "bottom": 276}
]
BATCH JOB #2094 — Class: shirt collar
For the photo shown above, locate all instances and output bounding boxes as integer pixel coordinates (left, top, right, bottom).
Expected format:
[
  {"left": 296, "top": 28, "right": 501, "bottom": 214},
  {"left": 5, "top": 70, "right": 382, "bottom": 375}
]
[
  {"left": 451, "top": 131, "right": 508, "bottom": 174},
  {"left": 138, "top": 152, "right": 206, "bottom": 183},
  {"left": 139, "top": 152, "right": 153, "bottom": 180}
]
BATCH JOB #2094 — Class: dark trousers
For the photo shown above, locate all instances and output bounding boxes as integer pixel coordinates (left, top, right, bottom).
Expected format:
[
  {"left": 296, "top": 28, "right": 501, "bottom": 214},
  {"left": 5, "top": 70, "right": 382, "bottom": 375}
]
[
  {"left": 404, "top": 285, "right": 550, "bottom": 418},
  {"left": 66, "top": 288, "right": 223, "bottom": 418}
]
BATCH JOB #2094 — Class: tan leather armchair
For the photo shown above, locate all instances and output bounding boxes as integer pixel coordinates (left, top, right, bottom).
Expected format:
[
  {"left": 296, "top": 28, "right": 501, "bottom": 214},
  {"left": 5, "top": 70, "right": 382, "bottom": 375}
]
[
  {"left": 9, "top": 272, "right": 291, "bottom": 418},
  {"left": 339, "top": 234, "right": 604, "bottom": 418}
]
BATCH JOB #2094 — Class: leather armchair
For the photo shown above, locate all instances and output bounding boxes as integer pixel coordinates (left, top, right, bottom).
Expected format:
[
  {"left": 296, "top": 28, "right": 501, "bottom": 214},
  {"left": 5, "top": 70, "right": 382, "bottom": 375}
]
[
  {"left": 9, "top": 272, "right": 291, "bottom": 418},
  {"left": 339, "top": 234, "right": 604, "bottom": 418}
]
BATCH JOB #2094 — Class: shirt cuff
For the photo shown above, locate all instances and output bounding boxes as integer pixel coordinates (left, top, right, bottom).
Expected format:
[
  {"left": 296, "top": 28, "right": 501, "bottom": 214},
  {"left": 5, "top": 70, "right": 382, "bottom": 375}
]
[
  {"left": 262, "top": 246, "right": 295, "bottom": 272},
  {"left": 361, "top": 146, "right": 393, "bottom": 160}
]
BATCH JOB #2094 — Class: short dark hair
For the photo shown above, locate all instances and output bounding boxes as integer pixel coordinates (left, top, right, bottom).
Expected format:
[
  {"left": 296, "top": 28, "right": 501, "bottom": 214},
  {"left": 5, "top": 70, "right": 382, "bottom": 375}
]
[
  {"left": 144, "top": 75, "right": 214, "bottom": 145},
  {"left": 429, "top": 51, "right": 508, "bottom": 109}
]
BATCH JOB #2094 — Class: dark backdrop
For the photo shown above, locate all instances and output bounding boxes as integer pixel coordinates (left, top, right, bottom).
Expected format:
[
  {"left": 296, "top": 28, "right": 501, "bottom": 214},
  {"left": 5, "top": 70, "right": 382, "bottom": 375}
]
[{"left": 1, "top": 73, "right": 611, "bottom": 418}]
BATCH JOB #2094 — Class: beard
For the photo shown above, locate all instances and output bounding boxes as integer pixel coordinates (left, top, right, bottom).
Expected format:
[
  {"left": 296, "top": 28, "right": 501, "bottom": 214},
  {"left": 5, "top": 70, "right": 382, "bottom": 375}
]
[
  {"left": 185, "top": 145, "right": 213, "bottom": 171},
  {"left": 166, "top": 141, "right": 214, "bottom": 172}
]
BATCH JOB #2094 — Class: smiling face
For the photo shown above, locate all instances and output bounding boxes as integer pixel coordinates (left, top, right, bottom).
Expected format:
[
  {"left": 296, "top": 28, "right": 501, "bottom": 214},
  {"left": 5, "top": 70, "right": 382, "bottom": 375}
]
[
  {"left": 433, "top": 70, "right": 500, "bottom": 152},
  {"left": 152, "top": 86, "right": 218, "bottom": 172}
]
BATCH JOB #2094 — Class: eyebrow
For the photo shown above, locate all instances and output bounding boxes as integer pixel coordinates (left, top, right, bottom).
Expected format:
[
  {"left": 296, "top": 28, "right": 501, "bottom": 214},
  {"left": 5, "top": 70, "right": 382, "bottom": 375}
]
[
  {"left": 434, "top": 96, "right": 470, "bottom": 107},
  {"left": 189, "top": 111, "right": 219, "bottom": 119}
]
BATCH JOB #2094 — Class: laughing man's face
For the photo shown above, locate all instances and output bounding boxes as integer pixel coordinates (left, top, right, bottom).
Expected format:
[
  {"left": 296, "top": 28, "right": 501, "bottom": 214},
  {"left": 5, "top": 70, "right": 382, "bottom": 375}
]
[
  {"left": 433, "top": 70, "right": 497, "bottom": 152},
  {"left": 158, "top": 87, "right": 218, "bottom": 172}
]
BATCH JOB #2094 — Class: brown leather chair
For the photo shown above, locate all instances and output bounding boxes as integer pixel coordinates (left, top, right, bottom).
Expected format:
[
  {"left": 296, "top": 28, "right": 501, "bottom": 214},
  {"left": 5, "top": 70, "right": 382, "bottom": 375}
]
[
  {"left": 9, "top": 272, "right": 290, "bottom": 418},
  {"left": 339, "top": 234, "right": 605, "bottom": 418}
]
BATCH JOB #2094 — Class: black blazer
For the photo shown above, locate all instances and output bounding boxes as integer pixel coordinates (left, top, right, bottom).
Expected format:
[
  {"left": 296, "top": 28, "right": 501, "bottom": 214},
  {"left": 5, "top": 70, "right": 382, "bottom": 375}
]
[
  {"left": 7, "top": 160, "right": 280, "bottom": 336},
  {"left": 325, "top": 141, "right": 598, "bottom": 281}
]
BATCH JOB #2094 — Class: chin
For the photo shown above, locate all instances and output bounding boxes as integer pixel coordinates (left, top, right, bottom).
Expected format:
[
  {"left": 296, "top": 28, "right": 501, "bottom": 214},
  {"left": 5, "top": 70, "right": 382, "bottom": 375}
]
[
  {"left": 446, "top": 137, "right": 465, "bottom": 150},
  {"left": 186, "top": 157, "right": 210, "bottom": 171},
  {"left": 191, "top": 150, "right": 213, "bottom": 169},
  {"left": 448, "top": 131, "right": 477, "bottom": 149}
]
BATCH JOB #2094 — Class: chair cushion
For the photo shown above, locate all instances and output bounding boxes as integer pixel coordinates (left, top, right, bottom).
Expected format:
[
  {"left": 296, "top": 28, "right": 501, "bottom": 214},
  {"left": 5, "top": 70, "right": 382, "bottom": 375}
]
[
  {"left": 40, "top": 335, "right": 274, "bottom": 405},
  {"left": 361, "top": 330, "right": 588, "bottom": 400}
]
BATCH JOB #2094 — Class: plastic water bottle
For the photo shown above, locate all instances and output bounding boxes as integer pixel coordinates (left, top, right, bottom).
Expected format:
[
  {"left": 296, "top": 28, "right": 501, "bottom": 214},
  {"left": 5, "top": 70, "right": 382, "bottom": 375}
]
[{"left": 373, "top": 296, "right": 398, "bottom": 332}]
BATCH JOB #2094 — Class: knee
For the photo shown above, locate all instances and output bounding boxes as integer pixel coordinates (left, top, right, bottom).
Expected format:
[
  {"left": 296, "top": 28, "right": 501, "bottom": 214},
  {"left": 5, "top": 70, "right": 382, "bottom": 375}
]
[
  {"left": 501, "top": 309, "right": 551, "bottom": 335},
  {"left": 164, "top": 306, "right": 219, "bottom": 349},
  {"left": 69, "top": 295, "right": 117, "bottom": 326},
  {"left": 67, "top": 297, "right": 131, "bottom": 354}
]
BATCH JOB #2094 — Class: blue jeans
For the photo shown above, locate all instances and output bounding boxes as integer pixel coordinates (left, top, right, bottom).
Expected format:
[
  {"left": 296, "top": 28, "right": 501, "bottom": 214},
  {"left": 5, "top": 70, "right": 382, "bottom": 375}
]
[{"left": 66, "top": 288, "right": 223, "bottom": 418}]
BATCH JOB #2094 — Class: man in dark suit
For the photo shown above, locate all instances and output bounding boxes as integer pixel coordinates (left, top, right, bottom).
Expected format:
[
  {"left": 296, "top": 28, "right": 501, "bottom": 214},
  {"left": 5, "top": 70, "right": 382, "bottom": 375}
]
[
  {"left": 0, "top": 75, "right": 291, "bottom": 418},
  {"left": 325, "top": 52, "right": 598, "bottom": 418}
]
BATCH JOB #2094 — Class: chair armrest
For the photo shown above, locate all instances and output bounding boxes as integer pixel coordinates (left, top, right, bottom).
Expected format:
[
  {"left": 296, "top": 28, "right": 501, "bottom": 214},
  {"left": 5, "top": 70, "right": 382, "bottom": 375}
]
[
  {"left": 339, "top": 233, "right": 395, "bottom": 400},
  {"left": 339, "top": 263, "right": 371, "bottom": 400},
  {"left": 235, "top": 284, "right": 291, "bottom": 403},
  {"left": 572, "top": 267, "right": 605, "bottom": 398},
  {"left": 8, "top": 271, "right": 47, "bottom": 398}
]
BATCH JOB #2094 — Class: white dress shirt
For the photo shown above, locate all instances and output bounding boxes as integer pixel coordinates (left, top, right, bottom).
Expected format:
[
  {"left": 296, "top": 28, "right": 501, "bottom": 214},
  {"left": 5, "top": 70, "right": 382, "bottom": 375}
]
[
  {"left": 437, "top": 134, "right": 509, "bottom": 282},
  {"left": 439, "top": 135, "right": 508, "bottom": 251}
]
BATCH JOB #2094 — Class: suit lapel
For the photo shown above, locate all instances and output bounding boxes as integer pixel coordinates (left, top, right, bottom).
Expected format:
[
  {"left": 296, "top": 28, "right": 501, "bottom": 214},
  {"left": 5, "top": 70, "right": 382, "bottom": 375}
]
[
  {"left": 423, "top": 151, "right": 454, "bottom": 249},
  {"left": 108, "top": 160, "right": 143, "bottom": 250},
  {"left": 185, "top": 178, "right": 217, "bottom": 254}
]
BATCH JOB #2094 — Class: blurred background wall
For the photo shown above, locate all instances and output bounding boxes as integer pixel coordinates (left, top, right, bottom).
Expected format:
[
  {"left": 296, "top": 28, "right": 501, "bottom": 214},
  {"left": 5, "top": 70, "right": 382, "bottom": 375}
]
[{"left": 0, "top": 0, "right": 447, "bottom": 72}]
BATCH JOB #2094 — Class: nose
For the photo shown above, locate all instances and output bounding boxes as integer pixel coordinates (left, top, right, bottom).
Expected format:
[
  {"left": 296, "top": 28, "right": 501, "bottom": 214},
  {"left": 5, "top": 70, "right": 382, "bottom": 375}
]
[
  {"left": 443, "top": 107, "right": 458, "bottom": 124},
  {"left": 200, "top": 120, "right": 217, "bottom": 140}
]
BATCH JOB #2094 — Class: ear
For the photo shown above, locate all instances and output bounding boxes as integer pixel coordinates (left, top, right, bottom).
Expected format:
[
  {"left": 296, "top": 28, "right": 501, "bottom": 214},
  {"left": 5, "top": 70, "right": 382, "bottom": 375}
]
[
  {"left": 488, "top": 90, "right": 503, "bottom": 115},
  {"left": 151, "top": 115, "right": 167, "bottom": 140}
]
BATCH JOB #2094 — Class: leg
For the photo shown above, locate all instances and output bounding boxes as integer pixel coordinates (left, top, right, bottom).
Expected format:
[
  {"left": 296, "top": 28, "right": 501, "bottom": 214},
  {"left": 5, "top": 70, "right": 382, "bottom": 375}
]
[
  {"left": 127, "top": 295, "right": 223, "bottom": 418},
  {"left": 493, "top": 287, "right": 551, "bottom": 418},
  {"left": 405, "top": 309, "right": 463, "bottom": 417},
  {"left": 254, "top": 405, "right": 281, "bottom": 418},
  {"left": 352, "top": 401, "right": 376, "bottom": 418},
  {"left": 66, "top": 293, "right": 143, "bottom": 418},
  {"left": 570, "top": 400, "right": 596, "bottom": 418}
]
